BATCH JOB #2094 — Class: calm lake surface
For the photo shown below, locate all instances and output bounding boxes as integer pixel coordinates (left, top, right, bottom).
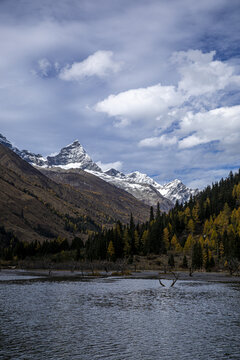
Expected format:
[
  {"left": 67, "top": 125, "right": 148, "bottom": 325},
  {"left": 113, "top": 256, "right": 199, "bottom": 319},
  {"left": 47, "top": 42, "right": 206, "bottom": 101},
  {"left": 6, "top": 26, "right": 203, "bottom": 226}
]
[{"left": 0, "top": 272, "right": 240, "bottom": 360}]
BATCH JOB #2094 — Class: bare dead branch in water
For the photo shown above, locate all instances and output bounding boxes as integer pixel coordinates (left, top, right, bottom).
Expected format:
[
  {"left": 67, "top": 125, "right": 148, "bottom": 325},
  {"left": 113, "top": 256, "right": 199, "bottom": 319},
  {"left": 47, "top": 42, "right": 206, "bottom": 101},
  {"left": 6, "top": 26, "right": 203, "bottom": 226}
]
[
  {"left": 159, "top": 271, "right": 179, "bottom": 287},
  {"left": 170, "top": 271, "right": 179, "bottom": 287},
  {"left": 159, "top": 279, "right": 166, "bottom": 287}
]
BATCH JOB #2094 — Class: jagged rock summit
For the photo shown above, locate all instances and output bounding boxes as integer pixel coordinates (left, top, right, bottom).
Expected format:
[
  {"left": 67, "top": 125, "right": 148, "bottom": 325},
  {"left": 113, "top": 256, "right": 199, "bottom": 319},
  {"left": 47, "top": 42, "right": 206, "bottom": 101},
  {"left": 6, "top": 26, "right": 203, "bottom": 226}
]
[
  {"left": 0, "top": 133, "right": 198, "bottom": 208},
  {"left": 159, "top": 178, "right": 197, "bottom": 204},
  {"left": 0, "top": 135, "right": 101, "bottom": 171},
  {"left": 47, "top": 140, "right": 101, "bottom": 171}
]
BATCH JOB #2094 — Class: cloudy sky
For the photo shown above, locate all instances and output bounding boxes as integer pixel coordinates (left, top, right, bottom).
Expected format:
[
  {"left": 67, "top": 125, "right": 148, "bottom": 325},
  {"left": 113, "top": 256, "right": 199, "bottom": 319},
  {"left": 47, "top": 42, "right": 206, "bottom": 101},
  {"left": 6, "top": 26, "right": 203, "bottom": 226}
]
[{"left": 0, "top": 0, "right": 240, "bottom": 188}]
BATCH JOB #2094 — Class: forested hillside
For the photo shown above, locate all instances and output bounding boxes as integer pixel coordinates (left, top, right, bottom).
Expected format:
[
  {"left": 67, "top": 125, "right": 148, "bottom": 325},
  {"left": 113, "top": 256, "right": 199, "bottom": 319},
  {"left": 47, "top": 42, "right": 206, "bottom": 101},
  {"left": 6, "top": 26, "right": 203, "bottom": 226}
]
[
  {"left": 0, "top": 144, "right": 150, "bottom": 262},
  {"left": 86, "top": 170, "right": 240, "bottom": 272},
  {"left": 1, "top": 166, "right": 240, "bottom": 272}
]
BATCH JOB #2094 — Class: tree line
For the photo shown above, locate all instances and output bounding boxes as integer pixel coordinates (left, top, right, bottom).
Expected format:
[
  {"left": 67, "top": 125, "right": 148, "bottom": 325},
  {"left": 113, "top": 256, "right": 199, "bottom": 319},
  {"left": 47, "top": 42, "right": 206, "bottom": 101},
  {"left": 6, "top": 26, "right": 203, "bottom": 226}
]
[
  {"left": 85, "top": 170, "right": 240, "bottom": 271},
  {"left": 1, "top": 169, "right": 240, "bottom": 272},
  {"left": 0, "top": 225, "right": 84, "bottom": 262}
]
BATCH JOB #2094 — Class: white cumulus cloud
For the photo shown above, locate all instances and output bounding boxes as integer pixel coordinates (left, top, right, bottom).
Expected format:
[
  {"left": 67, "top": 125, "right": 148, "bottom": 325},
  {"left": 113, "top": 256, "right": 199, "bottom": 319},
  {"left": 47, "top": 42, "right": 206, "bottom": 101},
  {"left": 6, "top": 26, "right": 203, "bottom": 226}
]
[
  {"left": 172, "top": 49, "right": 240, "bottom": 96},
  {"left": 95, "top": 84, "right": 184, "bottom": 126},
  {"left": 94, "top": 49, "right": 240, "bottom": 129},
  {"left": 59, "top": 50, "right": 122, "bottom": 81},
  {"left": 178, "top": 105, "right": 240, "bottom": 149}
]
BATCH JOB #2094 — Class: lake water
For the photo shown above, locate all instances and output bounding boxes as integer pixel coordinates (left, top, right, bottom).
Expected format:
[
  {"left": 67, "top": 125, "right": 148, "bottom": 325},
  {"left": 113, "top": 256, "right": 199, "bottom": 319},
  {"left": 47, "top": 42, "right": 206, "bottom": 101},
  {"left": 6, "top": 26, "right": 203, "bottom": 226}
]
[{"left": 0, "top": 272, "right": 240, "bottom": 360}]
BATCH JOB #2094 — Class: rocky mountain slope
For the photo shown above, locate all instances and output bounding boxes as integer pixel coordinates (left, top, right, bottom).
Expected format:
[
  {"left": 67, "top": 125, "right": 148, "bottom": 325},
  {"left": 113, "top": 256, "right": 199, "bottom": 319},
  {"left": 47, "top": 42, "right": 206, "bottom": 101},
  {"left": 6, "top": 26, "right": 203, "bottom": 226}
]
[
  {"left": 0, "top": 133, "right": 46, "bottom": 166},
  {"left": 0, "top": 144, "right": 150, "bottom": 242},
  {"left": 0, "top": 134, "right": 197, "bottom": 209},
  {"left": 86, "top": 169, "right": 173, "bottom": 210},
  {"left": 89, "top": 169, "right": 196, "bottom": 206}
]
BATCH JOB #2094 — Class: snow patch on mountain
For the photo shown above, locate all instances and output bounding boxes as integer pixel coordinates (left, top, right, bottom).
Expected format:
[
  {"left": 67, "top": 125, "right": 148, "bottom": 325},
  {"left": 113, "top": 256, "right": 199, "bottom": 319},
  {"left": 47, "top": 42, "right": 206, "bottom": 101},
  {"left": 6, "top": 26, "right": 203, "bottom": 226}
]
[
  {"left": 47, "top": 140, "right": 101, "bottom": 172},
  {"left": 20, "top": 150, "right": 47, "bottom": 167},
  {"left": 86, "top": 168, "right": 197, "bottom": 205},
  {"left": 159, "top": 179, "right": 197, "bottom": 203},
  {"left": 0, "top": 133, "right": 47, "bottom": 166},
  {"left": 126, "top": 171, "right": 157, "bottom": 186},
  {"left": 86, "top": 169, "right": 173, "bottom": 210},
  {"left": 0, "top": 133, "right": 197, "bottom": 207}
]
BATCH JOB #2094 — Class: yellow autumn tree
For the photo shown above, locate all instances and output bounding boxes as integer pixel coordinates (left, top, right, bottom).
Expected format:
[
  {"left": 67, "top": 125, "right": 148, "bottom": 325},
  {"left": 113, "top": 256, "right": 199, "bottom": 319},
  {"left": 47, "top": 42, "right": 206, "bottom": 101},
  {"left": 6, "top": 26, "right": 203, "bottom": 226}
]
[
  {"left": 232, "top": 183, "right": 240, "bottom": 205},
  {"left": 214, "top": 212, "right": 228, "bottom": 236},
  {"left": 231, "top": 207, "right": 240, "bottom": 230},
  {"left": 184, "top": 207, "right": 191, "bottom": 225},
  {"left": 219, "top": 241, "right": 224, "bottom": 258},
  {"left": 168, "top": 223, "right": 172, "bottom": 236},
  {"left": 187, "top": 219, "right": 195, "bottom": 234},
  {"left": 209, "top": 229, "right": 218, "bottom": 250},
  {"left": 171, "top": 234, "right": 182, "bottom": 253},
  {"left": 203, "top": 219, "right": 210, "bottom": 236},
  {"left": 192, "top": 202, "right": 200, "bottom": 223},
  {"left": 171, "top": 234, "right": 177, "bottom": 250},
  {"left": 184, "top": 234, "right": 194, "bottom": 254},
  {"left": 163, "top": 227, "right": 170, "bottom": 250},
  {"left": 204, "top": 197, "right": 210, "bottom": 210},
  {"left": 199, "top": 235, "right": 205, "bottom": 249},
  {"left": 107, "top": 240, "right": 115, "bottom": 260},
  {"left": 223, "top": 202, "right": 231, "bottom": 218},
  {"left": 141, "top": 229, "right": 149, "bottom": 253}
]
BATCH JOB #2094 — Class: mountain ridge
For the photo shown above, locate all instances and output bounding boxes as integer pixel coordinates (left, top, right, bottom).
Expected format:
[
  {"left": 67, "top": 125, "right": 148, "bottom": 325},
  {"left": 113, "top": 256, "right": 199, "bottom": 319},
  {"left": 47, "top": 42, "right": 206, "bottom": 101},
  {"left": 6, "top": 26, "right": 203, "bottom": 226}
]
[
  {"left": 0, "top": 134, "right": 198, "bottom": 208},
  {"left": 0, "top": 143, "right": 150, "bottom": 242}
]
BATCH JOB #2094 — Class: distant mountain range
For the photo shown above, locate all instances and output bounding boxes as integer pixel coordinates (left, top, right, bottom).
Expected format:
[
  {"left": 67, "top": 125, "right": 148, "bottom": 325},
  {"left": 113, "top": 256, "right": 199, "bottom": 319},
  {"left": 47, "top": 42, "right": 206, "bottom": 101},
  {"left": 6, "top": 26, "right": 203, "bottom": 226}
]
[
  {"left": 0, "top": 143, "right": 150, "bottom": 242},
  {"left": 0, "top": 134, "right": 198, "bottom": 210}
]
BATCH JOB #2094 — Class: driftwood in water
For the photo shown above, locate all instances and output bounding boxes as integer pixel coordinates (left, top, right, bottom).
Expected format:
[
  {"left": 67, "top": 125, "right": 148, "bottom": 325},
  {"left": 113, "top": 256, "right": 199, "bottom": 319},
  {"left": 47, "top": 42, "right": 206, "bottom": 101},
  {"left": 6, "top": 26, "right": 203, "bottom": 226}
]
[
  {"left": 158, "top": 279, "right": 166, "bottom": 287},
  {"left": 170, "top": 272, "right": 179, "bottom": 287},
  {"left": 159, "top": 271, "right": 179, "bottom": 287}
]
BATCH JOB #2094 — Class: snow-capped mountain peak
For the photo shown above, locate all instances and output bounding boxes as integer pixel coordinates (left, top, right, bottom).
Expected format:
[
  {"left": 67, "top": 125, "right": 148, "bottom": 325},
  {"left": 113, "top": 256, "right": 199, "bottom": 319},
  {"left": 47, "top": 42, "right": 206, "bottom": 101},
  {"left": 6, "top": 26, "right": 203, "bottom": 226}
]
[
  {"left": 0, "top": 133, "right": 198, "bottom": 208},
  {"left": 97, "top": 168, "right": 197, "bottom": 205},
  {"left": 160, "top": 178, "right": 197, "bottom": 203},
  {"left": 125, "top": 171, "right": 158, "bottom": 186},
  {"left": 68, "top": 139, "right": 80, "bottom": 145},
  {"left": 168, "top": 179, "right": 182, "bottom": 186},
  {"left": 47, "top": 140, "right": 101, "bottom": 171}
]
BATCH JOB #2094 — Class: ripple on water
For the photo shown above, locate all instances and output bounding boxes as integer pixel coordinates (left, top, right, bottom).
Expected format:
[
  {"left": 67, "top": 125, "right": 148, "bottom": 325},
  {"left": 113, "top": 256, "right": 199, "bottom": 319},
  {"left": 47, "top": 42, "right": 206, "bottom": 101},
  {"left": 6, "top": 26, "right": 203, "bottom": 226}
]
[{"left": 0, "top": 278, "right": 239, "bottom": 360}]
